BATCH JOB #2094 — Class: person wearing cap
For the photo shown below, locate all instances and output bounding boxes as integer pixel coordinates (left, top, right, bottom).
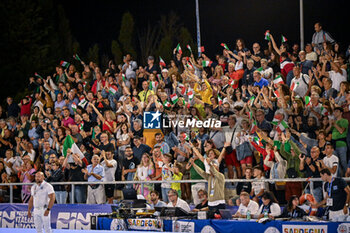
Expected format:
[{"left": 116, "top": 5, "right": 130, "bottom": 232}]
[
  {"left": 328, "top": 107, "right": 348, "bottom": 176},
  {"left": 145, "top": 56, "right": 160, "bottom": 76}
]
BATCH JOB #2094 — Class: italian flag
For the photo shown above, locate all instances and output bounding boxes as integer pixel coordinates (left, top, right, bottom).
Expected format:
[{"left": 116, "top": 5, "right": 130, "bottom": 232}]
[
  {"left": 272, "top": 114, "right": 283, "bottom": 124},
  {"left": 73, "top": 54, "right": 82, "bottom": 62},
  {"left": 176, "top": 43, "right": 182, "bottom": 54},
  {"left": 321, "top": 106, "right": 328, "bottom": 115},
  {"left": 109, "top": 85, "right": 118, "bottom": 95},
  {"left": 63, "top": 135, "right": 88, "bottom": 165},
  {"left": 228, "top": 79, "right": 235, "bottom": 87},
  {"left": 186, "top": 61, "right": 194, "bottom": 69},
  {"left": 122, "top": 74, "right": 126, "bottom": 81},
  {"left": 78, "top": 96, "right": 88, "bottom": 109},
  {"left": 178, "top": 83, "right": 187, "bottom": 95},
  {"left": 60, "top": 60, "right": 70, "bottom": 69},
  {"left": 276, "top": 120, "right": 289, "bottom": 133},
  {"left": 218, "top": 95, "right": 223, "bottom": 105},
  {"left": 163, "top": 100, "right": 172, "bottom": 109},
  {"left": 202, "top": 60, "right": 212, "bottom": 67},
  {"left": 181, "top": 132, "right": 190, "bottom": 141},
  {"left": 290, "top": 82, "right": 299, "bottom": 92},
  {"left": 253, "top": 136, "right": 264, "bottom": 147},
  {"left": 249, "top": 96, "right": 255, "bottom": 106},
  {"left": 273, "top": 75, "right": 284, "bottom": 85},
  {"left": 149, "top": 81, "right": 158, "bottom": 90},
  {"left": 170, "top": 93, "right": 179, "bottom": 104},
  {"left": 79, "top": 122, "right": 84, "bottom": 131},
  {"left": 71, "top": 102, "right": 77, "bottom": 112},
  {"left": 200, "top": 46, "right": 205, "bottom": 52},
  {"left": 220, "top": 43, "right": 230, "bottom": 50},
  {"left": 264, "top": 30, "right": 271, "bottom": 41},
  {"left": 34, "top": 72, "right": 43, "bottom": 79},
  {"left": 159, "top": 56, "right": 166, "bottom": 67},
  {"left": 187, "top": 90, "right": 194, "bottom": 100},
  {"left": 281, "top": 35, "right": 288, "bottom": 43},
  {"left": 305, "top": 96, "right": 311, "bottom": 106},
  {"left": 183, "top": 99, "right": 190, "bottom": 109},
  {"left": 186, "top": 45, "right": 192, "bottom": 54},
  {"left": 256, "top": 67, "right": 263, "bottom": 72},
  {"left": 274, "top": 90, "right": 280, "bottom": 98},
  {"left": 250, "top": 120, "right": 258, "bottom": 134},
  {"left": 247, "top": 111, "right": 253, "bottom": 120}
]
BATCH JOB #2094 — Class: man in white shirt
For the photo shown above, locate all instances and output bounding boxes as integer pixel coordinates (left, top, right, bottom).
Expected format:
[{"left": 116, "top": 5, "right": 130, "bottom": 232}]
[
  {"left": 166, "top": 189, "right": 190, "bottom": 212},
  {"left": 100, "top": 150, "right": 117, "bottom": 204},
  {"left": 233, "top": 192, "right": 259, "bottom": 218},
  {"left": 28, "top": 172, "right": 55, "bottom": 233},
  {"left": 260, "top": 59, "right": 274, "bottom": 82},
  {"left": 290, "top": 65, "right": 310, "bottom": 98},
  {"left": 319, "top": 143, "right": 339, "bottom": 177}
]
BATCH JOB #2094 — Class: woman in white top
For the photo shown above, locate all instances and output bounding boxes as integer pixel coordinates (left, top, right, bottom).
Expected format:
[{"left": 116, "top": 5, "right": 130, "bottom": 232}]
[
  {"left": 135, "top": 153, "right": 154, "bottom": 201},
  {"left": 258, "top": 191, "right": 281, "bottom": 219}
]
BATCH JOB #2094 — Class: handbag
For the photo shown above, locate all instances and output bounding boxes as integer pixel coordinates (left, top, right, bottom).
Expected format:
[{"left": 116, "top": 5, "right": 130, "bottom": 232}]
[{"left": 236, "top": 141, "right": 252, "bottom": 161}]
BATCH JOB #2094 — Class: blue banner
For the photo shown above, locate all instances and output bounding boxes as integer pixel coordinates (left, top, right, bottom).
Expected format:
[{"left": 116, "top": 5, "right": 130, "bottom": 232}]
[
  {"left": 99, "top": 218, "right": 346, "bottom": 233},
  {"left": 0, "top": 204, "right": 111, "bottom": 229}
]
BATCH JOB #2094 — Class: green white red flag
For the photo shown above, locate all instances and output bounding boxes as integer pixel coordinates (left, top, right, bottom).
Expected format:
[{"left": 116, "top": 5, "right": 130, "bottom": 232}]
[
  {"left": 176, "top": 43, "right": 182, "bottom": 54},
  {"left": 159, "top": 56, "right": 166, "bottom": 67},
  {"left": 60, "top": 60, "right": 70, "bottom": 69}
]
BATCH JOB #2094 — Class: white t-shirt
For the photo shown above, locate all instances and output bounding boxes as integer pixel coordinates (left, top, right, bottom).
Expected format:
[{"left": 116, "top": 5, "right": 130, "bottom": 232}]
[
  {"left": 252, "top": 177, "right": 267, "bottom": 196},
  {"left": 4, "top": 157, "right": 22, "bottom": 175},
  {"left": 237, "top": 200, "right": 259, "bottom": 215},
  {"left": 329, "top": 69, "right": 347, "bottom": 92},
  {"left": 258, "top": 202, "right": 281, "bottom": 217},
  {"left": 291, "top": 74, "right": 310, "bottom": 97},
  {"left": 323, "top": 155, "right": 339, "bottom": 178},
  {"left": 261, "top": 67, "right": 274, "bottom": 82},
  {"left": 101, "top": 159, "right": 117, "bottom": 181},
  {"left": 31, "top": 181, "right": 55, "bottom": 209},
  {"left": 167, "top": 198, "right": 191, "bottom": 212}
]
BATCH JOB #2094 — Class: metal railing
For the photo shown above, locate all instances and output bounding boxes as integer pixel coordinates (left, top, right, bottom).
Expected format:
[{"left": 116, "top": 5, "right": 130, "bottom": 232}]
[{"left": 1, "top": 178, "right": 350, "bottom": 204}]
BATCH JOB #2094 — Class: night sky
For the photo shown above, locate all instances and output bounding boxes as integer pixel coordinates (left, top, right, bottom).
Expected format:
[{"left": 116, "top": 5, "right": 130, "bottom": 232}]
[{"left": 61, "top": 0, "right": 349, "bottom": 61}]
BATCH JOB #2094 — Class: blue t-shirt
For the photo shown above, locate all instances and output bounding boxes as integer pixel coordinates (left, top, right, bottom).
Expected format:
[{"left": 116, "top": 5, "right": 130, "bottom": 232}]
[{"left": 254, "top": 78, "right": 269, "bottom": 88}]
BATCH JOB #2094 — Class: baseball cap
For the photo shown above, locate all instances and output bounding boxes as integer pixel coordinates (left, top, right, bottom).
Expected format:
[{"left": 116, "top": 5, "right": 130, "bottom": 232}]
[{"left": 162, "top": 69, "right": 168, "bottom": 73}]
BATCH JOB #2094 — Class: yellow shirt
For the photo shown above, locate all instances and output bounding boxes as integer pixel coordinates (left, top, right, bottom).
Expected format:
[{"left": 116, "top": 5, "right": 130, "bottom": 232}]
[
  {"left": 194, "top": 80, "right": 213, "bottom": 105},
  {"left": 171, "top": 172, "right": 183, "bottom": 191},
  {"left": 138, "top": 89, "right": 155, "bottom": 103}
]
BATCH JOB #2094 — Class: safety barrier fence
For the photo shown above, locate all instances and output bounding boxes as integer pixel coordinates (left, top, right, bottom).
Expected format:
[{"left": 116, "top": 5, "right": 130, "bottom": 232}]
[{"left": 1, "top": 178, "right": 350, "bottom": 203}]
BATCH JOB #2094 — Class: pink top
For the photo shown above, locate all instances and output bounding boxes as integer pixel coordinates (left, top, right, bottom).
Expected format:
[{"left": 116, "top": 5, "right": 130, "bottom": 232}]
[
  {"left": 22, "top": 168, "right": 36, "bottom": 194},
  {"left": 62, "top": 117, "right": 75, "bottom": 128}
]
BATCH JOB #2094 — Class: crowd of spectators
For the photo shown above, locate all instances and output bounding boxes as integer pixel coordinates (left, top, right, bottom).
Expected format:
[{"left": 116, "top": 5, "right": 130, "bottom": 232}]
[{"left": 1, "top": 22, "right": 350, "bottom": 219}]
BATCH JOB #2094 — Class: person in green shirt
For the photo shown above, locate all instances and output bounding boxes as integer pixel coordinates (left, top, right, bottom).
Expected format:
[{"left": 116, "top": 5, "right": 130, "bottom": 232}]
[{"left": 327, "top": 107, "right": 348, "bottom": 176}]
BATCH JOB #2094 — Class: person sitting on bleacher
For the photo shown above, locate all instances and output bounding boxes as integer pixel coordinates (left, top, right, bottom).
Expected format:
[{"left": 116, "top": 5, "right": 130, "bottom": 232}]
[
  {"left": 166, "top": 189, "right": 190, "bottom": 212},
  {"left": 148, "top": 190, "right": 166, "bottom": 209},
  {"left": 193, "top": 189, "right": 209, "bottom": 212},
  {"left": 233, "top": 192, "right": 259, "bottom": 218},
  {"left": 258, "top": 191, "right": 281, "bottom": 220},
  {"left": 280, "top": 195, "right": 307, "bottom": 218}
]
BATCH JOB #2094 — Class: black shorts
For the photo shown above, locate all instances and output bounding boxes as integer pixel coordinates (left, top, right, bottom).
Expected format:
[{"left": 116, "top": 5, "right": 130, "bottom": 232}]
[{"left": 105, "top": 184, "right": 115, "bottom": 198}]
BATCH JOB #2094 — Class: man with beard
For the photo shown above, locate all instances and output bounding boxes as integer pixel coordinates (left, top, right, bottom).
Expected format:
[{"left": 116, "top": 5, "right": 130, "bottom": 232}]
[{"left": 28, "top": 172, "right": 55, "bottom": 233}]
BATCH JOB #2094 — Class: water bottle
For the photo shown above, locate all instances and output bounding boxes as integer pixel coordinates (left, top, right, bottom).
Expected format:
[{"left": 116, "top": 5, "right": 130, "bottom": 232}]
[
  {"left": 264, "top": 210, "right": 268, "bottom": 218},
  {"left": 246, "top": 210, "right": 251, "bottom": 220}
]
